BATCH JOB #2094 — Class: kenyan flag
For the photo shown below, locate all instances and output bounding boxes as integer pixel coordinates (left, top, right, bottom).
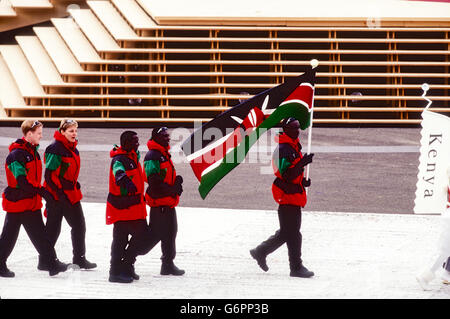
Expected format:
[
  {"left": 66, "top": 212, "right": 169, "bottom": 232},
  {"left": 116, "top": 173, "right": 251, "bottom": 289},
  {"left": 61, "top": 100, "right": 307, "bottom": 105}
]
[{"left": 181, "top": 65, "right": 316, "bottom": 199}]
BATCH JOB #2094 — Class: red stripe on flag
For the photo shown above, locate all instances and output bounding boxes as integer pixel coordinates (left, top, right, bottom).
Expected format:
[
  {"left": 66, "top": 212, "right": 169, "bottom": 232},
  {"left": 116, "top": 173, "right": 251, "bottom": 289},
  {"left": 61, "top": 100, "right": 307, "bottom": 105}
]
[
  {"left": 284, "top": 85, "right": 314, "bottom": 109},
  {"left": 188, "top": 128, "right": 243, "bottom": 181},
  {"left": 242, "top": 107, "right": 266, "bottom": 131},
  {"left": 188, "top": 107, "right": 268, "bottom": 181}
]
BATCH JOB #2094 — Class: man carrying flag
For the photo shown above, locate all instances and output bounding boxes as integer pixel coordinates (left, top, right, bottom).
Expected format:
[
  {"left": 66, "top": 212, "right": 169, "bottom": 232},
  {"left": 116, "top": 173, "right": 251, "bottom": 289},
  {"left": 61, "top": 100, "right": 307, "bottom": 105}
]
[
  {"left": 250, "top": 117, "right": 314, "bottom": 278},
  {"left": 181, "top": 62, "right": 318, "bottom": 277}
]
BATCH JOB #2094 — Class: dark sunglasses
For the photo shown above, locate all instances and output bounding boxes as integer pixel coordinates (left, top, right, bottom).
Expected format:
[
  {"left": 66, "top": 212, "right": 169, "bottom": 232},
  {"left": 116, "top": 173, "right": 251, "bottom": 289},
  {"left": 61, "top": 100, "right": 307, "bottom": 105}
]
[{"left": 157, "top": 127, "right": 168, "bottom": 134}]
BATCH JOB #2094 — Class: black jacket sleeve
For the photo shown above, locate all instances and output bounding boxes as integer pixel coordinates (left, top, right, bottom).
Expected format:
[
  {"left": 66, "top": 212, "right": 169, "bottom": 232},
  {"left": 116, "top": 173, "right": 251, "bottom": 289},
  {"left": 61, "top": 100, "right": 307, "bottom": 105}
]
[
  {"left": 111, "top": 157, "right": 133, "bottom": 188},
  {"left": 16, "top": 175, "right": 39, "bottom": 196},
  {"left": 44, "top": 169, "right": 59, "bottom": 192},
  {"left": 276, "top": 144, "right": 313, "bottom": 182},
  {"left": 282, "top": 154, "right": 313, "bottom": 182}
]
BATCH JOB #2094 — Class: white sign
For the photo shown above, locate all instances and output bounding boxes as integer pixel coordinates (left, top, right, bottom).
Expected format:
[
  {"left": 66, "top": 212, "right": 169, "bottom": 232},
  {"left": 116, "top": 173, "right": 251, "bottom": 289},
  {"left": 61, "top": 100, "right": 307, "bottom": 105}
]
[{"left": 414, "top": 110, "right": 450, "bottom": 214}]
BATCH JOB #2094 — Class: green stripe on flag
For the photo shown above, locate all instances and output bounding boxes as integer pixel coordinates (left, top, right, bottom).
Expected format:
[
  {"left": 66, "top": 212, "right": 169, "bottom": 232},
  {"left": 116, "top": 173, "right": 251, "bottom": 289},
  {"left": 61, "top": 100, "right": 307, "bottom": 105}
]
[{"left": 198, "top": 101, "right": 311, "bottom": 199}]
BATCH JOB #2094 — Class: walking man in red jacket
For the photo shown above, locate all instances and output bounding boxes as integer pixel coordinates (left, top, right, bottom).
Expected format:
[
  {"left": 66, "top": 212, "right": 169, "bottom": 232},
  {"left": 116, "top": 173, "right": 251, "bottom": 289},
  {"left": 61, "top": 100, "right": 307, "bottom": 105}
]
[
  {"left": 0, "top": 120, "right": 68, "bottom": 277},
  {"left": 250, "top": 117, "right": 315, "bottom": 278},
  {"left": 106, "top": 131, "right": 147, "bottom": 283},
  {"left": 142, "top": 127, "right": 184, "bottom": 276}
]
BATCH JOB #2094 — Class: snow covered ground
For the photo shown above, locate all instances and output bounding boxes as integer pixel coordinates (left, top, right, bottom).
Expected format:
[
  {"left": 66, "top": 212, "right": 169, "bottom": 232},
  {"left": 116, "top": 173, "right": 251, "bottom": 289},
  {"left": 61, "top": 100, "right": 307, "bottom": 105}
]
[{"left": 0, "top": 202, "right": 449, "bottom": 299}]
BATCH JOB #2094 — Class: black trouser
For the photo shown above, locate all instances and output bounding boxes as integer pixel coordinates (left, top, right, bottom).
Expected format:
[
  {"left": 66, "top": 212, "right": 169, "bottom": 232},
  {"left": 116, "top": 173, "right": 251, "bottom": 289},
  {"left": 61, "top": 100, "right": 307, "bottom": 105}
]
[
  {"left": 110, "top": 219, "right": 148, "bottom": 274},
  {"left": 445, "top": 257, "right": 450, "bottom": 272},
  {"left": 45, "top": 201, "right": 86, "bottom": 258},
  {"left": 254, "top": 204, "right": 303, "bottom": 270},
  {"left": 125, "top": 206, "right": 178, "bottom": 265},
  {"left": 0, "top": 210, "right": 57, "bottom": 265}
]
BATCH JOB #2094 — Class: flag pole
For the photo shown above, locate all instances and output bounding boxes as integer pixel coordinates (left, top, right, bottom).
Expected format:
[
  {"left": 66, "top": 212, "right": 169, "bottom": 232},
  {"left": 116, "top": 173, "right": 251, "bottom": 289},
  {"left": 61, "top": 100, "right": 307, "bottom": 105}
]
[
  {"left": 306, "top": 59, "right": 318, "bottom": 183},
  {"left": 421, "top": 83, "right": 432, "bottom": 113}
]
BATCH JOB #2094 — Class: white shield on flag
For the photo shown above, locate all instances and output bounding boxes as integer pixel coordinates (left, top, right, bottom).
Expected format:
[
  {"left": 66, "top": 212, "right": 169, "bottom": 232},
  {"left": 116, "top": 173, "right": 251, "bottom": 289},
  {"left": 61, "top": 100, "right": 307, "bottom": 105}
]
[{"left": 414, "top": 110, "right": 450, "bottom": 214}]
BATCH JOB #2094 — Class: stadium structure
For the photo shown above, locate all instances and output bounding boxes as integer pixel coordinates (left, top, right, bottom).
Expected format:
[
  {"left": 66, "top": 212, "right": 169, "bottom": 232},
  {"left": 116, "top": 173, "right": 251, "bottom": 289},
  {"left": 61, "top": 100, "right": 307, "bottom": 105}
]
[{"left": 0, "top": 0, "right": 449, "bottom": 124}]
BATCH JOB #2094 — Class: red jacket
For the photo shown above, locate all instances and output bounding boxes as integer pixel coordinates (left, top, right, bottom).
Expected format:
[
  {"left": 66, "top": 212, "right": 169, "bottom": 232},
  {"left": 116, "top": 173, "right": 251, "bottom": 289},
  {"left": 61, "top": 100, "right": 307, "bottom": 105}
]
[
  {"left": 106, "top": 146, "right": 147, "bottom": 225},
  {"left": 143, "top": 139, "right": 179, "bottom": 208},
  {"left": 2, "top": 138, "right": 43, "bottom": 213},
  {"left": 43, "top": 130, "right": 82, "bottom": 205},
  {"left": 271, "top": 133, "right": 307, "bottom": 207}
]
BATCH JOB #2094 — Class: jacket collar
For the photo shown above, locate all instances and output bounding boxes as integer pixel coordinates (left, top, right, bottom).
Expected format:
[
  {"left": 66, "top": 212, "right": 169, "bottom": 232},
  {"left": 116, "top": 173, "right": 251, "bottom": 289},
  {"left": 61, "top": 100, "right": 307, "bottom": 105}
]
[
  {"left": 147, "top": 139, "right": 170, "bottom": 156},
  {"left": 54, "top": 130, "right": 78, "bottom": 150},
  {"left": 274, "top": 132, "right": 301, "bottom": 153},
  {"left": 9, "top": 137, "right": 39, "bottom": 153},
  {"left": 110, "top": 145, "right": 140, "bottom": 162}
]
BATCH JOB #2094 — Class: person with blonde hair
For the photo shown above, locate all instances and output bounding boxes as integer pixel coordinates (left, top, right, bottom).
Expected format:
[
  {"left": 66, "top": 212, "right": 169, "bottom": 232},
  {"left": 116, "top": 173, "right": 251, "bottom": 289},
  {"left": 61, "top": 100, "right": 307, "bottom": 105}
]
[
  {"left": 39, "top": 119, "right": 96, "bottom": 271},
  {"left": 0, "top": 120, "right": 68, "bottom": 277}
]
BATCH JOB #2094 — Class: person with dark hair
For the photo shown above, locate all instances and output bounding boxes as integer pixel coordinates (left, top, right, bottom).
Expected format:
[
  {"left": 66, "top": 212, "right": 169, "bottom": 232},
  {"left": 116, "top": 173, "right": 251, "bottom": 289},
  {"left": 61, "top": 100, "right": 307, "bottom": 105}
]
[
  {"left": 148, "top": 127, "right": 184, "bottom": 275},
  {"left": 0, "top": 120, "right": 68, "bottom": 278},
  {"left": 250, "top": 117, "right": 315, "bottom": 278},
  {"left": 125, "top": 127, "right": 185, "bottom": 276},
  {"left": 39, "top": 119, "right": 96, "bottom": 271},
  {"left": 116, "top": 127, "right": 184, "bottom": 280},
  {"left": 142, "top": 127, "right": 184, "bottom": 275},
  {"left": 106, "top": 131, "right": 147, "bottom": 283}
]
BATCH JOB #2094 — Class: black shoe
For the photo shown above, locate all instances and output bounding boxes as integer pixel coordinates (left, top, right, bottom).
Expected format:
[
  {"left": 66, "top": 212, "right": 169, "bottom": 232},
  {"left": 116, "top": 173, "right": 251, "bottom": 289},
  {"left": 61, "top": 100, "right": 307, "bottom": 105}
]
[
  {"left": 131, "top": 265, "right": 140, "bottom": 280},
  {"left": 121, "top": 259, "right": 139, "bottom": 279},
  {"left": 250, "top": 248, "right": 268, "bottom": 272},
  {"left": 444, "top": 257, "right": 450, "bottom": 272},
  {"left": 73, "top": 256, "right": 97, "bottom": 270},
  {"left": 290, "top": 265, "right": 314, "bottom": 278},
  {"left": 0, "top": 263, "right": 15, "bottom": 278},
  {"left": 48, "top": 259, "right": 69, "bottom": 276},
  {"left": 161, "top": 262, "right": 185, "bottom": 276},
  {"left": 38, "top": 256, "right": 68, "bottom": 273},
  {"left": 109, "top": 261, "right": 134, "bottom": 283},
  {"left": 108, "top": 273, "right": 133, "bottom": 283}
]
